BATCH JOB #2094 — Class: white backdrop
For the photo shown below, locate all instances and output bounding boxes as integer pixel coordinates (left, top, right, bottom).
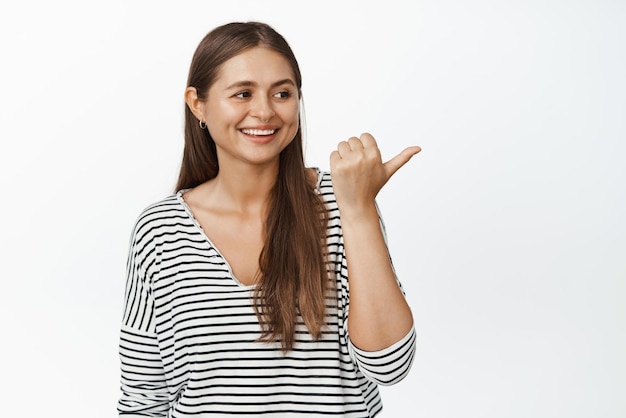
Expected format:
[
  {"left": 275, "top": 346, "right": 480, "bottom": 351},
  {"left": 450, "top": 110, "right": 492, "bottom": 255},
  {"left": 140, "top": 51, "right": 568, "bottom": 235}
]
[{"left": 1, "top": 1, "right": 624, "bottom": 417}]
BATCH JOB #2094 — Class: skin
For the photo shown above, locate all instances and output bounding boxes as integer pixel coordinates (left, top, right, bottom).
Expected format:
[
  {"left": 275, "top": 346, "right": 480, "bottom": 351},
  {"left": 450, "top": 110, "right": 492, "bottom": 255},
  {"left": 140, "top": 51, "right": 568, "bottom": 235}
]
[{"left": 185, "top": 46, "right": 421, "bottom": 351}]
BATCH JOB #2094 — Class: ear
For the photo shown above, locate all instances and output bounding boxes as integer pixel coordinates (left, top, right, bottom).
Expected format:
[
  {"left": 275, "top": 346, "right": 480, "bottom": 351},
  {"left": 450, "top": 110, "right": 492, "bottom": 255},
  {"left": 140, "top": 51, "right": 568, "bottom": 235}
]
[{"left": 185, "top": 86, "right": 206, "bottom": 121}]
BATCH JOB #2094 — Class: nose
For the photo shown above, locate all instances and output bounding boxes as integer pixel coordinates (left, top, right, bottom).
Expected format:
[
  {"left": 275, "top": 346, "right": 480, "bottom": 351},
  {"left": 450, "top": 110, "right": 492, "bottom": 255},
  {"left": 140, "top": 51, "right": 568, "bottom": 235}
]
[{"left": 251, "top": 96, "right": 275, "bottom": 122}]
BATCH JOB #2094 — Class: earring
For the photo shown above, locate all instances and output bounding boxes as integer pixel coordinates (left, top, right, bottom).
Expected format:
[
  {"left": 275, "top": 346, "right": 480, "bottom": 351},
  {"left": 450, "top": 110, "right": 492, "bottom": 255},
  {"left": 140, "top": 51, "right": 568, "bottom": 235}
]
[{"left": 199, "top": 120, "right": 207, "bottom": 129}]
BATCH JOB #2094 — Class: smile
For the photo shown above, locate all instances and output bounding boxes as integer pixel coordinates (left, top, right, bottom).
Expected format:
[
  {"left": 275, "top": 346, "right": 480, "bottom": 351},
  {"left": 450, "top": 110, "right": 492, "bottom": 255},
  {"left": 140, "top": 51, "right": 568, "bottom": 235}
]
[{"left": 241, "top": 129, "right": 277, "bottom": 136}]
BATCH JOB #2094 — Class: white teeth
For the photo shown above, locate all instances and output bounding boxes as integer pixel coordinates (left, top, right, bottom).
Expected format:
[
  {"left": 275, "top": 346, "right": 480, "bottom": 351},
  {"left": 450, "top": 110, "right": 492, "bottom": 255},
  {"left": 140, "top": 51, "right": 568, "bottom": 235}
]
[{"left": 241, "top": 129, "right": 276, "bottom": 136}]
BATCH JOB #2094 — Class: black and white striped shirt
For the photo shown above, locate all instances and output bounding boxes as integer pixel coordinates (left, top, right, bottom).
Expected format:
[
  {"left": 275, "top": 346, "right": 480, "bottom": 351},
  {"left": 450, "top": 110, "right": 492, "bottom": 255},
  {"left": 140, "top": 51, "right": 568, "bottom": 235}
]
[{"left": 118, "top": 170, "right": 416, "bottom": 417}]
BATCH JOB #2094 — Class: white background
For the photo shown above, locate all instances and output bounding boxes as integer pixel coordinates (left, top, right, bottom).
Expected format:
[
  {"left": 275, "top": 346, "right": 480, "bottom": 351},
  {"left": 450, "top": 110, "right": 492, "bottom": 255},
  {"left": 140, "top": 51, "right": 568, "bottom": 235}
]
[{"left": 1, "top": 0, "right": 624, "bottom": 417}]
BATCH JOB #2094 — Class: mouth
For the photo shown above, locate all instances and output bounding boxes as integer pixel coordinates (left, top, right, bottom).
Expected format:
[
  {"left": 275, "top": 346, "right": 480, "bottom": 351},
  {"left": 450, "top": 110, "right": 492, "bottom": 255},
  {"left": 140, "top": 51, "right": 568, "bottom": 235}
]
[{"left": 240, "top": 128, "right": 277, "bottom": 136}]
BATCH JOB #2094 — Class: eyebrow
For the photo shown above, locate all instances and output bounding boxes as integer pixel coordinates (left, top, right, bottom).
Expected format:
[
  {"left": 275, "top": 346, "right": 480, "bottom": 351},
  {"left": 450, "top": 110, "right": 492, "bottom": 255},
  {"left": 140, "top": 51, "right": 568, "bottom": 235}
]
[{"left": 225, "top": 78, "right": 295, "bottom": 90}]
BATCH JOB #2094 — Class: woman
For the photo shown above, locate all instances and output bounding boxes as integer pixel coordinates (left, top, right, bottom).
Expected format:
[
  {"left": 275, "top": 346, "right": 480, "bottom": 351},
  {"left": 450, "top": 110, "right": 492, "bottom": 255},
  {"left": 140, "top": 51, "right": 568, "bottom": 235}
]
[{"left": 118, "top": 21, "right": 420, "bottom": 417}]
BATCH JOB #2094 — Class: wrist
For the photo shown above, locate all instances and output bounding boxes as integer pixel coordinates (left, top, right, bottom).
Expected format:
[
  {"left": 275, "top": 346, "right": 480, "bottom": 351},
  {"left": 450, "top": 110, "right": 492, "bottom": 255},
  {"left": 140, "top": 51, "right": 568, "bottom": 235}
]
[{"left": 336, "top": 201, "right": 379, "bottom": 224}]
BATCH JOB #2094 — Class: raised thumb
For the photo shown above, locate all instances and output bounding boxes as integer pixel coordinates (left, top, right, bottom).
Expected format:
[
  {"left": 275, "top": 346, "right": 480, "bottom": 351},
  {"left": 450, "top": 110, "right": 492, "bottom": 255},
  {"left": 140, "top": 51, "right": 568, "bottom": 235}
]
[{"left": 384, "top": 146, "right": 421, "bottom": 178}]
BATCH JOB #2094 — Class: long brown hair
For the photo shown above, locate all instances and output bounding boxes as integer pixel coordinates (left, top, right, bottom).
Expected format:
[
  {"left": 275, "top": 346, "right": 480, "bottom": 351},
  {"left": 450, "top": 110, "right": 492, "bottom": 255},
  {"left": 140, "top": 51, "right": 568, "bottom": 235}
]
[{"left": 176, "top": 22, "right": 331, "bottom": 351}]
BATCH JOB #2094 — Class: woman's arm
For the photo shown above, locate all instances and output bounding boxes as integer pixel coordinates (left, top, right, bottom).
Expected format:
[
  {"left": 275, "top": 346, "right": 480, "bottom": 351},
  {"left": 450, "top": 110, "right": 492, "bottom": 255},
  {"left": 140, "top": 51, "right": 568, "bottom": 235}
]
[
  {"left": 330, "top": 133, "right": 420, "bottom": 351},
  {"left": 118, "top": 217, "right": 170, "bottom": 416}
]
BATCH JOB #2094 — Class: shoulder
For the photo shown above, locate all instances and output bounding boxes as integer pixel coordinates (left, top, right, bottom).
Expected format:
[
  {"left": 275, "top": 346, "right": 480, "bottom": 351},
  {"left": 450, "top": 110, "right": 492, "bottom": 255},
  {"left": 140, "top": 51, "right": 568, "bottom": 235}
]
[
  {"left": 308, "top": 169, "right": 340, "bottom": 218},
  {"left": 307, "top": 167, "right": 333, "bottom": 193},
  {"left": 314, "top": 170, "right": 336, "bottom": 203},
  {"left": 316, "top": 170, "right": 332, "bottom": 189},
  {"left": 130, "top": 194, "right": 187, "bottom": 243}
]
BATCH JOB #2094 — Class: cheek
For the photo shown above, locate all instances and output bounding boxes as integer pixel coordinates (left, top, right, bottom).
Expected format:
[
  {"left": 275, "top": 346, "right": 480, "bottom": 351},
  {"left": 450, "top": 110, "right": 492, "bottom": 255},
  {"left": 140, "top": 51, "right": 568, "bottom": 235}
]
[
  {"left": 284, "top": 112, "right": 300, "bottom": 140},
  {"left": 206, "top": 102, "right": 241, "bottom": 131},
  {"left": 283, "top": 103, "right": 300, "bottom": 127}
]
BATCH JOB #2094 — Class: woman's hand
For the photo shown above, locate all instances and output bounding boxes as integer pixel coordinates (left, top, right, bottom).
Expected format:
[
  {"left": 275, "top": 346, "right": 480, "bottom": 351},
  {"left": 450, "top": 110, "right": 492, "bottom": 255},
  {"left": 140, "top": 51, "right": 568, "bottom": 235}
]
[{"left": 329, "top": 133, "right": 421, "bottom": 214}]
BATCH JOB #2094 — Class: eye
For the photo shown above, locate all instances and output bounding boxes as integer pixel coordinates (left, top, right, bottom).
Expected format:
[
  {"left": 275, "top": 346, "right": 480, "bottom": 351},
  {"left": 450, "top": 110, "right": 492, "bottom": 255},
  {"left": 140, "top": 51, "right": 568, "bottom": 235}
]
[
  {"left": 234, "top": 91, "right": 251, "bottom": 99},
  {"left": 273, "top": 90, "right": 292, "bottom": 99}
]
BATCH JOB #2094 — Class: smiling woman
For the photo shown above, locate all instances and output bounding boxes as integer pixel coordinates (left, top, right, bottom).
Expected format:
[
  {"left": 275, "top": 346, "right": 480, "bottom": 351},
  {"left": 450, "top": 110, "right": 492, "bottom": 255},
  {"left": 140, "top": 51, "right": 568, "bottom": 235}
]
[
  {"left": 117, "top": 21, "right": 419, "bottom": 417},
  {"left": 186, "top": 47, "right": 300, "bottom": 169}
]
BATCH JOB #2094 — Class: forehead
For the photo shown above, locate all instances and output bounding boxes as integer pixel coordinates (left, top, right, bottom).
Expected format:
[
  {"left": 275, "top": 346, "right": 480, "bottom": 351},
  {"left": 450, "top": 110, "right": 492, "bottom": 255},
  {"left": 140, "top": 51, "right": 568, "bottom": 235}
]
[{"left": 213, "top": 46, "right": 296, "bottom": 86}]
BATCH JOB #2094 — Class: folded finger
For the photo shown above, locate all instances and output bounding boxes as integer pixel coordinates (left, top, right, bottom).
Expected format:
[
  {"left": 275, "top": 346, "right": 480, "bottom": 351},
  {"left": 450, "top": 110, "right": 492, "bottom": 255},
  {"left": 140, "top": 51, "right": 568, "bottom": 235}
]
[
  {"left": 336, "top": 141, "right": 351, "bottom": 157},
  {"left": 359, "top": 132, "right": 377, "bottom": 148},
  {"left": 348, "top": 136, "right": 364, "bottom": 150}
]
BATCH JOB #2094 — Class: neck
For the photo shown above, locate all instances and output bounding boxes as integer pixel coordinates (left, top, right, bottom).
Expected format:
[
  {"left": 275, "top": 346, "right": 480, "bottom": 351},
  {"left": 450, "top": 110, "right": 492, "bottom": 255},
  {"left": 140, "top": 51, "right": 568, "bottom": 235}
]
[{"left": 211, "top": 162, "right": 278, "bottom": 215}]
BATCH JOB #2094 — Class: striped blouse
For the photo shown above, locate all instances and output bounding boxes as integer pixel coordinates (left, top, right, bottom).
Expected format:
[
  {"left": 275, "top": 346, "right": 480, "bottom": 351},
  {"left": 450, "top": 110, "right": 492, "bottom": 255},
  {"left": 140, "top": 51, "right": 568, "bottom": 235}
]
[{"left": 118, "top": 170, "right": 416, "bottom": 417}]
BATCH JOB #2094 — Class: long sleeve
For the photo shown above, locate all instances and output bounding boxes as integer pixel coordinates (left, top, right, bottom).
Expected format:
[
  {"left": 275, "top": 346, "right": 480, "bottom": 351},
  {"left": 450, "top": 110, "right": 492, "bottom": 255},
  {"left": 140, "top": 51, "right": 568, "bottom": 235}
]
[{"left": 118, "top": 217, "right": 170, "bottom": 416}]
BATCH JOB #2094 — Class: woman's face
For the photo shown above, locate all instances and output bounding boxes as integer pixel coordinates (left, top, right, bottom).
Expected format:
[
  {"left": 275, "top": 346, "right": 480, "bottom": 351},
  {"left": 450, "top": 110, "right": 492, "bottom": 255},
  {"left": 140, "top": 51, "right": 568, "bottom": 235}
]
[{"left": 201, "top": 46, "right": 300, "bottom": 169}]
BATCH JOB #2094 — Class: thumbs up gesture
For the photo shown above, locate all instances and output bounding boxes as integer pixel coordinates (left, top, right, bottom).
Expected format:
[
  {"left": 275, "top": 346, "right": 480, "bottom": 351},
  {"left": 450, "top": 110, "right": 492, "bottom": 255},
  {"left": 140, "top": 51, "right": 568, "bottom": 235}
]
[{"left": 330, "top": 133, "right": 421, "bottom": 214}]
